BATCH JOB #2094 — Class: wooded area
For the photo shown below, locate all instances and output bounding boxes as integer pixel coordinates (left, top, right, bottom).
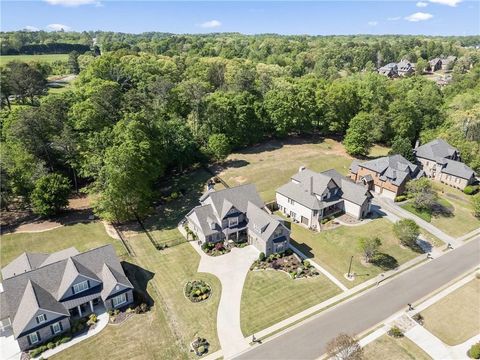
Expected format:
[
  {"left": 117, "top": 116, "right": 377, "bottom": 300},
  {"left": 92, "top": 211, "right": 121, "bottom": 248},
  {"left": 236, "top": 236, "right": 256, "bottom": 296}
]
[{"left": 1, "top": 32, "right": 479, "bottom": 222}]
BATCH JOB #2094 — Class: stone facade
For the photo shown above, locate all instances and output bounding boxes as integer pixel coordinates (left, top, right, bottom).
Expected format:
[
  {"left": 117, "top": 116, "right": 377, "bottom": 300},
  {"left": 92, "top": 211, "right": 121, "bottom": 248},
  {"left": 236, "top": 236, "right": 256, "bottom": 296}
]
[{"left": 17, "top": 317, "right": 71, "bottom": 351}]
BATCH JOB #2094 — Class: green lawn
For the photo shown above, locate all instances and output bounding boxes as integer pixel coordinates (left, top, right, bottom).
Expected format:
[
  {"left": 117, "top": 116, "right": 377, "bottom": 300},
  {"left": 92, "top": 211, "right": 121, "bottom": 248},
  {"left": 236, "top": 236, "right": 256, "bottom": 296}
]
[
  {"left": 240, "top": 269, "right": 341, "bottom": 336},
  {"left": 401, "top": 203, "right": 432, "bottom": 222},
  {"left": 289, "top": 218, "right": 425, "bottom": 288},
  {"left": 0, "top": 222, "right": 128, "bottom": 266},
  {"left": 363, "top": 334, "right": 432, "bottom": 360},
  {"left": 421, "top": 278, "right": 480, "bottom": 345},
  {"left": 0, "top": 53, "right": 69, "bottom": 65}
]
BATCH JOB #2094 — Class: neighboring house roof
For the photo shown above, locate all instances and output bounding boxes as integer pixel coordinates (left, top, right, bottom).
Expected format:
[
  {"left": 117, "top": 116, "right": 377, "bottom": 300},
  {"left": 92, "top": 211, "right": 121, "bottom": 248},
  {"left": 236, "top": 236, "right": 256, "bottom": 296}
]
[
  {"left": 441, "top": 159, "right": 475, "bottom": 180},
  {"left": 0, "top": 291, "right": 9, "bottom": 320},
  {"left": 1, "top": 244, "right": 132, "bottom": 339},
  {"left": 357, "top": 155, "right": 420, "bottom": 187},
  {"left": 349, "top": 160, "right": 361, "bottom": 175},
  {"left": 429, "top": 58, "right": 442, "bottom": 65},
  {"left": 397, "top": 60, "right": 414, "bottom": 72},
  {"left": 414, "top": 139, "right": 458, "bottom": 162},
  {"left": 246, "top": 202, "right": 287, "bottom": 242}
]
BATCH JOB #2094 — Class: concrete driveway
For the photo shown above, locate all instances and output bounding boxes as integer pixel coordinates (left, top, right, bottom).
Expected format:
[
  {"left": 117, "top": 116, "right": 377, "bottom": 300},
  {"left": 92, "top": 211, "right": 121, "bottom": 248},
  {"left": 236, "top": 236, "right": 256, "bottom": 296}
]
[
  {"left": 0, "top": 328, "right": 21, "bottom": 360},
  {"left": 190, "top": 242, "right": 259, "bottom": 359}
]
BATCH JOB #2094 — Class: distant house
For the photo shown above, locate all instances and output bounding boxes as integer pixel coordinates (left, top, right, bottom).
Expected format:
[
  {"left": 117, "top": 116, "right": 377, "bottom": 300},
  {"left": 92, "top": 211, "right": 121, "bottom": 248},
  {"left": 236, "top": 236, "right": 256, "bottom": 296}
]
[
  {"left": 186, "top": 184, "right": 290, "bottom": 256},
  {"left": 414, "top": 139, "right": 476, "bottom": 190},
  {"left": 0, "top": 245, "right": 133, "bottom": 352},
  {"left": 349, "top": 155, "right": 424, "bottom": 199},
  {"left": 276, "top": 167, "right": 373, "bottom": 230},
  {"left": 441, "top": 56, "right": 457, "bottom": 70},
  {"left": 378, "top": 63, "right": 398, "bottom": 78},
  {"left": 397, "top": 59, "right": 415, "bottom": 76},
  {"left": 428, "top": 58, "right": 442, "bottom": 72}
]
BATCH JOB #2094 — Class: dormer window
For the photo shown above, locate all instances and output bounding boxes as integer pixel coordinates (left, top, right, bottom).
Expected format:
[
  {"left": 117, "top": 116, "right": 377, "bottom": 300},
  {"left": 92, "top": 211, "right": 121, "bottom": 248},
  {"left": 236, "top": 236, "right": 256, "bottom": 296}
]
[
  {"left": 36, "top": 314, "right": 46, "bottom": 324},
  {"left": 73, "top": 280, "right": 89, "bottom": 294},
  {"left": 229, "top": 217, "right": 238, "bottom": 227}
]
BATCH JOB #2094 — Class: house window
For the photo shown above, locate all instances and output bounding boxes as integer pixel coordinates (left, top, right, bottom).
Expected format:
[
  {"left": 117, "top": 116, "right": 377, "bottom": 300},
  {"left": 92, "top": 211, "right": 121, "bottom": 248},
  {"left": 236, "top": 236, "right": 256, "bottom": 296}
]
[
  {"left": 52, "top": 322, "right": 62, "bottom": 334},
  {"left": 229, "top": 217, "right": 238, "bottom": 227},
  {"left": 288, "top": 198, "right": 295, "bottom": 205},
  {"left": 28, "top": 332, "right": 39, "bottom": 345},
  {"left": 73, "top": 280, "right": 89, "bottom": 294},
  {"left": 36, "top": 314, "right": 46, "bottom": 324},
  {"left": 112, "top": 293, "right": 127, "bottom": 308}
]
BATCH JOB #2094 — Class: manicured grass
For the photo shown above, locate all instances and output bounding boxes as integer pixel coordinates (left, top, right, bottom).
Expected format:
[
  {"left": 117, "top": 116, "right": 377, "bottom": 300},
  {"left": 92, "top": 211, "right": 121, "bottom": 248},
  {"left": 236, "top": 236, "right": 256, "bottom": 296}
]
[
  {"left": 0, "top": 53, "right": 69, "bottom": 65},
  {"left": 240, "top": 269, "right": 341, "bottom": 336},
  {"left": 432, "top": 183, "right": 480, "bottom": 237},
  {"left": 289, "top": 218, "right": 424, "bottom": 288},
  {"left": 420, "top": 279, "right": 480, "bottom": 345},
  {"left": 363, "top": 334, "right": 432, "bottom": 360},
  {"left": 401, "top": 203, "right": 432, "bottom": 222},
  {"left": 218, "top": 138, "right": 376, "bottom": 202},
  {"left": 0, "top": 222, "right": 128, "bottom": 266}
]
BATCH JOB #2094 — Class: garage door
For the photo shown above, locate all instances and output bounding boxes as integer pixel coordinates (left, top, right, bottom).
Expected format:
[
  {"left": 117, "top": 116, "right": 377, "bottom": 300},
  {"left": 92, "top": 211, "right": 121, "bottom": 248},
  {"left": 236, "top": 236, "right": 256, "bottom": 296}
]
[
  {"left": 374, "top": 185, "right": 382, "bottom": 194},
  {"left": 382, "top": 189, "right": 397, "bottom": 200}
]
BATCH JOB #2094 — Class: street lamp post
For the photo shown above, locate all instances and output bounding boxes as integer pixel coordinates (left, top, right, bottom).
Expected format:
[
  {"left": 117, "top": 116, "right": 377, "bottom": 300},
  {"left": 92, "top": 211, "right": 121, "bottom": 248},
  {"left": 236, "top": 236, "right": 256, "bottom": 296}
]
[{"left": 347, "top": 255, "right": 354, "bottom": 278}]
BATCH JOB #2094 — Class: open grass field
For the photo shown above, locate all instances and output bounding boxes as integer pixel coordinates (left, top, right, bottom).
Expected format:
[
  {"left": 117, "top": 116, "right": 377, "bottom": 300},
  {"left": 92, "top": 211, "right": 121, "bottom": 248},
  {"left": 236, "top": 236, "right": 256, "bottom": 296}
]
[
  {"left": 218, "top": 138, "right": 389, "bottom": 202},
  {"left": 289, "top": 218, "right": 424, "bottom": 288},
  {"left": 240, "top": 269, "right": 341, "bottom": 336},
  {"left": 421, "top": 278, "right": 480, "bottom": 345},
  {"left": 0, "top": 222, "right": 128, "bottom": 266},
  {"left": 0, "top": 54, "right": 69, "bottom": 65},
  {"left": 363, "top": 334, "right": 432, "bottom": 360},
  {"left": 401, "top": 183, "right": 479, "bottom": 237}
]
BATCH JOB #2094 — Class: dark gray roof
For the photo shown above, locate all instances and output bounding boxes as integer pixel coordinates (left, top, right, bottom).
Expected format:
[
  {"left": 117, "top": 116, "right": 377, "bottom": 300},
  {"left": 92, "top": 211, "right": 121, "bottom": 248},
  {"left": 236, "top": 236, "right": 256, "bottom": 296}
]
[
  {"left": 246, "top": 202, "right": 286, "bottom": 242},
  {"left": 0, "top": 291, "right": 9, "bottom": 320},
  {"left": 186, "top": 204, "right": 220, "bottom": 236},
  {"left": 414, "top": 139, "right": 458, "bottom": 162},
  {"left": 1, "top": 244, "right": 132, "bottom": 338},
  {"left": 442, "top": 159, "right": 475, "bottom": 179},
  {"left": 349, "top": 160, "right": 361, "bottom": 174},
  {"left": 203, "top": 184, "right": 264, "bottom": 218},
  {"left": 357, "top": 155, "right": 420, "bottom": 187}
]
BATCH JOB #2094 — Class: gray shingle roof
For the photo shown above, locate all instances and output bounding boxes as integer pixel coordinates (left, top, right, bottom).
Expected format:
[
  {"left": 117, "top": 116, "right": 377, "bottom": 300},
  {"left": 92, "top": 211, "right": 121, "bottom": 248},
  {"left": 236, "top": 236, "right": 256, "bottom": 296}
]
[
  {"left": 187, "top": 204, "right": 220, "bottom": 236},
  {"left": 358, "top": 155, "right": 419, "bottom": 187},
  {"left": 1, "top": 244, "right": 132, "bottom": 338},
  {"left": 414, "top": 139, "right": 458, "bottom": 162},
  {"left": 442, "top": 159, "right": 475, "bottom": 179},
  {"left": 205, "top": 184, "right": 264, "bottom": 217},
  {"left": 246, "top": 202, "right": 286, "bottom": 242}
]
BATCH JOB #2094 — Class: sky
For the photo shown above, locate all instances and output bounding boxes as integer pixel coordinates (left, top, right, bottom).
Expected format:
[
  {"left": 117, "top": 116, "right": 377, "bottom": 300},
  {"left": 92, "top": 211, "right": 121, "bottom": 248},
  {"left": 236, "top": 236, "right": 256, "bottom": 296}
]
[{"left": 1, "top": 0, "right": 479, "bottom": 36}]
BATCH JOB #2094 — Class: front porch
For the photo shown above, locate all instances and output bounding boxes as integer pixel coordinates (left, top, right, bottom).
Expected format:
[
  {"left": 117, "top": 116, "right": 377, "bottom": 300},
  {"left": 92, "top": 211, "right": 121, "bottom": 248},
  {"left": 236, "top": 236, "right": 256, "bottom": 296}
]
[
  {"left": 68, "top": 297, "right": 103, "bottom": 318},
  {"left": 223, "top": 228, "right": 248, "bottom": 243}
]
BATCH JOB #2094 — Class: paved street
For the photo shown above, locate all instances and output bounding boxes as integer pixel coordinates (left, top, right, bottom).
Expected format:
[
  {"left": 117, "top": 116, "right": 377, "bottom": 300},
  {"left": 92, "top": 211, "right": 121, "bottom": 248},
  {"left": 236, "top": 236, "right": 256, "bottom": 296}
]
[{"left": 235, "top": 236, "right": 480, "bottom": 360}]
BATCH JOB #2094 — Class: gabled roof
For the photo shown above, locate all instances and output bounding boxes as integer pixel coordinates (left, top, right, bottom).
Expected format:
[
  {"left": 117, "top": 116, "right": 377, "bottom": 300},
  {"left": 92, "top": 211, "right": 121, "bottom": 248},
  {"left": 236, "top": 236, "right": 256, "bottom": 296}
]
[
  {"left": 442, "top": 159, "right": 475, "bottom": 179},
  {"left": 100, "top": 264, "right": 133, "bottom": 301},
  {"left": 57, "top": 258, "right": 101, "bottom": 300},
  {"left": 202, "top": 184, "right": 264, "bottom": 218},
  {"left": 357, "top": 155, "right": 420, "bottom": 187},
  {"left": 187, "top": 204, "right": 221, "bottom": 236},
  {"left": 246, "top": 202, "right": 286, "bottom": 242},
  {"left": 414, "top": 139, "right": 458, "bottom": 162}
]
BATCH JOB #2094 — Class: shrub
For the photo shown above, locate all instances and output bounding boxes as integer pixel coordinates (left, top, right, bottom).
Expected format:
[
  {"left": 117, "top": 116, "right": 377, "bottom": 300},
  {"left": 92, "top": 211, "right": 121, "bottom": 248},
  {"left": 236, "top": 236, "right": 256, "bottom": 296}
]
[
  {"left": 413, "top": 313, "right": 424, "bottom": 325},
  {"left": 469, "top": 342, "right": 480, "bottom": 359},
  {"left": 395, "top": 195, "right": 407, "bottom": 202},
  {"left": 140, "top": 303, "right": 149, "bottom": 313},
  {"left": 29, "top": 345, "right": 48, "bottom": 357},
  {"left": 259, "top": 252, "right": 265, "bottom": 261},
  {"left": 388, "top": 326, "right": 404, "bottom": 338},
  {"left": 87, "top": 313, "right": 98, "bottom": 326},
  {"left": 214, "top": 242, "right": 224, "bottom": 251},
  {"left": 302, "top": 260, "right": 311, "bottom": 268},
  {"left": 185, "top": 280, "right": 211, "bottom": 302},
  {"left": 46, "top": 342, "right": 55, "bottom": 350},
  {"left": 197, "top": 345, "right": 205, "bottom": 355},
  {"left": 285, "top": 248, "right": 293, "bottom": 256},
  {"left": 464, "top": 185, "right": 478, "bottom": 195}
]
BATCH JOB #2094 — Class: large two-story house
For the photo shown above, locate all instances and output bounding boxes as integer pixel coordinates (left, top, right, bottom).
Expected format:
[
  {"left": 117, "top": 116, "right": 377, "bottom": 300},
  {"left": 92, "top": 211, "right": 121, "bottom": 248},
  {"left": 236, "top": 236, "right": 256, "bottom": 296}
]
[
  {"left": 276, "top": 168, "right": 373, "bottom": 231},
  {"left": 186, "top": 184, "right": 290, "bottom": 256},
  {"left": 0, "top": 245, "right": 133, "bottom": 351},
  {"left": 349, "top": 155, "right": 424, "bottom": 199},
  {"left": 414, "top": 139, "right": 476, "bottom": 190}
]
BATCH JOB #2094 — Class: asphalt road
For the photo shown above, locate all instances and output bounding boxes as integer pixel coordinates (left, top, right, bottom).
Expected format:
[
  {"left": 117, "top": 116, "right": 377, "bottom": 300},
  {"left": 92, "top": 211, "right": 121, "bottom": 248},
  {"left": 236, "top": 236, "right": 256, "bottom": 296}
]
[{"left": 235, "top": 236, "right": 480, "bottom": 360}]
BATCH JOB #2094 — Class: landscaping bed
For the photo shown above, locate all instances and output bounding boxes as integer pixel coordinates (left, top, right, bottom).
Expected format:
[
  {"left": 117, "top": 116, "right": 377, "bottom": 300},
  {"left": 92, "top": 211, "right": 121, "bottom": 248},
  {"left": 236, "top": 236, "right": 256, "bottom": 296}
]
[
  {"left": 191, "top": 337, "right": 210, "bottom": 356},
  {"left": 185, "top": 280, "right": 212, "bottom": 303},
  {"left": 201, "top": 242, "right": 231, "bottom": 256},
  {"left": 250, "top": 250, "right": 319, "bottom": 279}
]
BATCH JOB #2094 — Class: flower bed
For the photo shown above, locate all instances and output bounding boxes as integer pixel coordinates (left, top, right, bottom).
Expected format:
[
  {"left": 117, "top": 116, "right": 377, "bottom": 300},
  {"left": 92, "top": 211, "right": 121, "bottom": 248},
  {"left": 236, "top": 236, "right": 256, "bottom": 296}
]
[
  {"left": 185, "top": 280, "right": 212, "bottom": 302},
  {"left": 201, "top": 242, "right": 230, "bottom": 256},
  {"left": 250, "top": 250, "right": 319, "bottom": 279},
  {"left": 191, "top": 337, "right": 210, "bottom": 356},
  {"left": 109, "top": 303, "right": 148, "bottom": 324}
]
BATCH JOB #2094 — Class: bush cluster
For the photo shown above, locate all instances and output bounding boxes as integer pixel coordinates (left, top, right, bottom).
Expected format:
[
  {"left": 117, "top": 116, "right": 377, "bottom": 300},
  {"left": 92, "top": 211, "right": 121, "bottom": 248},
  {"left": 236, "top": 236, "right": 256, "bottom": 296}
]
[
  {"left": 192, "top": 337, "right": 210, "bottom": 356},
  {"left": 28, "top": 334, "right": 72, "bottom": 357},
  {"left": 185, "top": 280, "right": 212, "bottom": 302},
  {"left": 388, "top": 326, "right": 404, "bottom": 338},
  {"left": 394, "top": 195, "right": 407, "bottom": 202},
  {"left": 469, "top": 342, "right": 480, "bottom": 359},
  {"left": 464, "top": 185, "right": 479, "bottom": 195}
]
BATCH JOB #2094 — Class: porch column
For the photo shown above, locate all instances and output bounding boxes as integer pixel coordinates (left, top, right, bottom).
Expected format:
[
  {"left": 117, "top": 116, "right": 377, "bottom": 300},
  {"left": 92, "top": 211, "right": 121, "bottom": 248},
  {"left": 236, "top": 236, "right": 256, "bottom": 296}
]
[
  {"left": 89, "top": 300, "right": 94, "bottom": 313},
  {"left": 77, "top": 305, "right": 82, "bottom": 317},
  {"left": 236, "top": 231, "right": 239, "bottom": 241}
]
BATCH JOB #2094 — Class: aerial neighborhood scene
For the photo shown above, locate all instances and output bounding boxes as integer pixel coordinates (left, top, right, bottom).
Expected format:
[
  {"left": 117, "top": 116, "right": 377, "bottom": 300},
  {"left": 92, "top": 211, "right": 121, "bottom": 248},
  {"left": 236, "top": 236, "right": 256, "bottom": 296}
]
[{"left": 1, "top": 1, "right": 479, "bottom": 360}]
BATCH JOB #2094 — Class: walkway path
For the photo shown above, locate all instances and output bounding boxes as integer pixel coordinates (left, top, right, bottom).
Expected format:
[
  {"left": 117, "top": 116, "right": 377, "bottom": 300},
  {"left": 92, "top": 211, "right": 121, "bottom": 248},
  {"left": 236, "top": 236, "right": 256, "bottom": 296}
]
[
  {"left": 373, "top": 197, "right": 459, "bottom": 246},
  {"left": 189, "top": 242, "right": 259, "bottom": 359},
  {"left": 32, "top": 309, "right": 109, "bottom": 359}
]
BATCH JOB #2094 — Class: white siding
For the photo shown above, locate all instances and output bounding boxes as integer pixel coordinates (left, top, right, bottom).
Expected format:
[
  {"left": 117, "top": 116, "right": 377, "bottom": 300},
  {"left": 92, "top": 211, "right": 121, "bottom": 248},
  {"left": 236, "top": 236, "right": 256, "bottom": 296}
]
[
  {"left": 343, "top": 200, "right": 361, "bottom": 219},
  {"left": 276, "top": 193, "right": 314, "bottom": 226}
]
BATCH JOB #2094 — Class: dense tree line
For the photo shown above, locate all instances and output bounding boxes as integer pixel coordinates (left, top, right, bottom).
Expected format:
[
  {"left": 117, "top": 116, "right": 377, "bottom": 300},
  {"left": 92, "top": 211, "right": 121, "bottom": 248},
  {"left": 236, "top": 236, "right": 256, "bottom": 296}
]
[{"left": 1, "top": 34, "right": 479, "bottom": 222}]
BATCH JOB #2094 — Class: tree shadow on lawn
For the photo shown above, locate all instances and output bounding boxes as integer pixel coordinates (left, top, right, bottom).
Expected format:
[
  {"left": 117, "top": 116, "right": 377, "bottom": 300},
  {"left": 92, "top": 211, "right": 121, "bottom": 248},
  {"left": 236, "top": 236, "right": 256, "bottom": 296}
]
[
  {"left": 235, "top": 136, "right": 326, "bottom": 155},
  {"left": 122, "top": 261, "right": 156, "bottom": 307},
  {"left": 221, "top": 159, "right": 250, "bottom": 169},
  {"left": 431, "top": 202, "right": 454, "bottom": 218},
  {"left": 371, "top": 253, "right": 399, "bottom": 271}
]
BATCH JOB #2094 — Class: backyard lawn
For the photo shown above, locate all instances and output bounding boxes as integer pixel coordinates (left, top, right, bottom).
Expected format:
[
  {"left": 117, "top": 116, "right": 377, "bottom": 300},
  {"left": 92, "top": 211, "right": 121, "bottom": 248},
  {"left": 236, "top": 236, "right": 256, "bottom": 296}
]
[
  {"left": 363, "top": 334, "right": 432, "bottom": 360},
  {"left": 0, "top": 222, "right": 128, "bottom": 266},
  {"left": 240, "top": 269, "right": 341, "bottom": 336},
  {"left": 420, "top": 278, "right": 480, "bottom": 345},
  {"left": 0, "top": 53, "right": 69, "bottom": 65},
  {"left": 401, "top": 183, "right": 479, "bottom": 238},
  {"left": 217, "top": 138, "right": 388, "bottom": 202},
  {"left": 289, "top": 218, "right": 426, "bottom": 288}
]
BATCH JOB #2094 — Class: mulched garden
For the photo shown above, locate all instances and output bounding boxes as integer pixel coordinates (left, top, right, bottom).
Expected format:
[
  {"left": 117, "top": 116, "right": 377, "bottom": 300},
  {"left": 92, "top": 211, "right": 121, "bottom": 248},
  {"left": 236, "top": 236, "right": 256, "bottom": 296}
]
[
  {"left": 201, "top": 240, "right": 248, "bottom": 256},
  {"left": 250, "top": 250, "right": 320, "bottom": 279},
  {"left": 184, "top": 280, "right": 212, "bottom": 302}
]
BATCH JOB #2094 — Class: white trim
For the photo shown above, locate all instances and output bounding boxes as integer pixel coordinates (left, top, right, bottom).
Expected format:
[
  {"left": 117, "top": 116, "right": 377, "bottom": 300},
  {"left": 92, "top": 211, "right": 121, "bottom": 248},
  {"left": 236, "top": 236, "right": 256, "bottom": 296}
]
[
  {"left": 112, "top": 293, "right": 127, "bottom": 308},
  {"left": 29, "top": 332, "right": 39, "bottom": 344},
  {"left": 73, "top": 280, "right": 89, "bottom": 294},
  {"left": 36, "top": 314, "right": 46, "bottom": 324},
  {"left": 52, "top": 322, "right": 62, "bottom": 334}
]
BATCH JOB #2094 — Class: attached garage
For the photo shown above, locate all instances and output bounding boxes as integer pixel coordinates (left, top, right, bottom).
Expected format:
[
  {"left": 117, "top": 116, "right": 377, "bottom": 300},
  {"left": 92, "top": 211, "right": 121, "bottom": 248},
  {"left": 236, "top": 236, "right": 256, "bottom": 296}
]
[
  {"left": 343, "top": 200, "right": 362, "bottom": 219},
  {"left": 381, "top": 188, "right": 397, "bottom": 200}
]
